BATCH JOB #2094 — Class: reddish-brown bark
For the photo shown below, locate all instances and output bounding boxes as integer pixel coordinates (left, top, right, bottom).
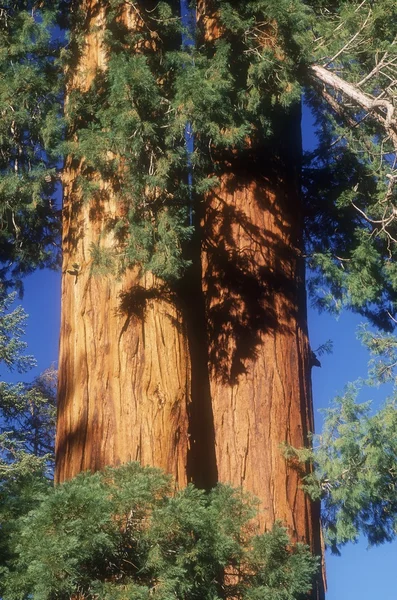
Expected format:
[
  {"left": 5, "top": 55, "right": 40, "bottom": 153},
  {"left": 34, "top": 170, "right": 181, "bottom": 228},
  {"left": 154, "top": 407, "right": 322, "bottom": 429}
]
[
  {"left": 56, "top": 2, "right": 324, "bottom": 596},
  {"left": 195, "top": 4, "right": 325, "bottom": 595},
  {"left": 196, "top": 0, "right": 315, "bottom": 535},
  {"left": 55, "top": 1, "right": 191, "bottom": 485},
  {"left": 201, "top": 173, "right": 313, "bottom": 535}
]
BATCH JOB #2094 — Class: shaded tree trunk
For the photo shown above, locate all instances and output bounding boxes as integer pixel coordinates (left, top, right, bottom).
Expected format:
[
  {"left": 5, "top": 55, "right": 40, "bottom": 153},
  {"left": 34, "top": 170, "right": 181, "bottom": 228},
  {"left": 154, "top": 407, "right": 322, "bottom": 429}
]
[
  {"left": 197, "top": 0, "right": 322, "bottom": 548},
  {"left": 201, "top": 164, "right": 316, "bottom": 537},
  {"left": 56, "top": 2, "right": 324, "bottom": 596},
  {"left": 195, "top": 8, "right": 325, "bottom": 595}
]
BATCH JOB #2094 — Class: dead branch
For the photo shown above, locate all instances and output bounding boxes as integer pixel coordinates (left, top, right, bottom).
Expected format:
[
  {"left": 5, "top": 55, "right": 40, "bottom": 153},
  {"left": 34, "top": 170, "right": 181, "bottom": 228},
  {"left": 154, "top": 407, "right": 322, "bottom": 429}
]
[{"left": 310, "top": 64, "right": 397, "bottom": 150}]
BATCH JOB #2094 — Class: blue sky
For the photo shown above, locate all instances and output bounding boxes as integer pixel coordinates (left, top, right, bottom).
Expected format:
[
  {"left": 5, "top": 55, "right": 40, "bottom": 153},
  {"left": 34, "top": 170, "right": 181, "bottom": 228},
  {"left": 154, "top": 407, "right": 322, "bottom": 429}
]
[
  {"left": 302, "top": 104, "right": 397, "bottom": 598},
  {"left": 309, "top": 308, "right": 397, "bottom": 599}
]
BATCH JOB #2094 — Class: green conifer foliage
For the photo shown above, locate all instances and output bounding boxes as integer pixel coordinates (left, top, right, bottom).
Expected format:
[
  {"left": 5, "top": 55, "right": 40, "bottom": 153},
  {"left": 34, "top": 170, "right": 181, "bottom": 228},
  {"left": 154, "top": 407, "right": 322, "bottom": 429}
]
[
  {"left": 58, "top": 0, "right": 397, "bottom": 331},
  {"left": 0, "top": 292, "right": 56, "bottom": 461},
  {"left": 0, "top": 291, "right": 34, "bottom": 373},
  {"left": 287, "top": 389, "right": 397, "bottom": 554},
  {"left": 3, "top": 1, "right": 397, "bottom": 326},
  {"left": 1, "top": 366, "right": 57, "bottom": 458},
  {"left": 64, "top": 0, "right": 315, "bottom": 281},
  {"left": 1, "top": 463, "right": 318, "bottom": 600},
  {"left": 0, "top": 1, "right": 63, "bottom": 286},
  {"left": 304, "top": 0, "right": 397, "bottom": 328},
  {"left": 359, "top": 324, "right": 397, "bottom": 384},
  {"left": 0, "top": 446, "right": 50, "bottom": 587},
  {"left": 0, "top": 293, "right": 54, "bottom": 591}
]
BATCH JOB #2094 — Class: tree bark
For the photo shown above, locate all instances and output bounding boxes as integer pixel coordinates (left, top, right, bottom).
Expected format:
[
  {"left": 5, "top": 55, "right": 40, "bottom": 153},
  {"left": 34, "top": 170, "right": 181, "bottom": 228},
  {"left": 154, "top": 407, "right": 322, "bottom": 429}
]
[
  {"left": 199, "top": 146, "right": 325, "bottom": 597},
  {"left": 201, "top": 169, "right": 315, "bottom": 538},
  {"left": 55, "top": 1, "right": 191, "bottom": 486},
  {"left": 196, "top": 3, "right": 325, "bottom": 596},
  {"left": 56, "top": 2, "right": 324, "bottom": 596}
]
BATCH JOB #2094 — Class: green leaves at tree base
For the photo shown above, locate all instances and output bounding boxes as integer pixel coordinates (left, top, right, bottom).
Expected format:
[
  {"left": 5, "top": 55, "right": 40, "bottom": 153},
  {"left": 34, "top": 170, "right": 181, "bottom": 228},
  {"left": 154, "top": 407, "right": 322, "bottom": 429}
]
[{"left": 1, "top": 462, "right": 319, "bottom": 600}]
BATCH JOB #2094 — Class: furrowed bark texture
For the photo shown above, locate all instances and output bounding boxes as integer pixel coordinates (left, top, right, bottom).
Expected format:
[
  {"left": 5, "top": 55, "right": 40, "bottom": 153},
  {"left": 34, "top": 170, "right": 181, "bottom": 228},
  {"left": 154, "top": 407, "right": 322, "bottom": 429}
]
[
  {"left": 197, "top": 0, "right": 316, "bottom": 541},
  {"left": 55, "top": 1, "right": 191, "bottom": 485},
  {"left": 56, "top": 3, "right": 324, "bottom": 595},
  {"left": 202, "top": 172, "right": 315, "bottom": 537},
  {"left": 197, "top": 3, "right": 324, "bottom": 596}
]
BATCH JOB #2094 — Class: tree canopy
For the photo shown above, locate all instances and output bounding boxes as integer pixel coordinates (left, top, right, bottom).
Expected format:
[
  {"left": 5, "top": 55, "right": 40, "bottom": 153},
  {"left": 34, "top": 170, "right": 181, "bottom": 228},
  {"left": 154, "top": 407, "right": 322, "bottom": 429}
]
[
  {"left": 1, "top": 1, "right": 396, "bottom": 307},
  {"left": 287, "top": 386, "right": 397, "bottom": 553},
  {"left": 0, "top": 1, "right": 63, "bottom": 288}
]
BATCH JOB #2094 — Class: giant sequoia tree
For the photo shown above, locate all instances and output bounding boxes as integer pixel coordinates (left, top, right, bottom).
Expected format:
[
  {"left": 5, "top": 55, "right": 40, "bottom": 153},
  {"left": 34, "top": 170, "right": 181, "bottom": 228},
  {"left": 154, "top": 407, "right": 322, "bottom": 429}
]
[
  {"left": 2, "top": 1, "right": 397, "bottom": 598},
  {"left": 55, "top": 0, "right": 321, "bottom": 563}
]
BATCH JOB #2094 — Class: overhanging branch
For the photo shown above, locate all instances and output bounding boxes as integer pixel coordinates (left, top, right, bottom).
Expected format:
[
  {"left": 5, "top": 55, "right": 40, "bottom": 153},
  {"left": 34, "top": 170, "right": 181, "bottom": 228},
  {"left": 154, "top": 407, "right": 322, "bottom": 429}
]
[
  {"left": 310, "top": 64, "right": 397, "bottom": 149},
  {"left": 309, "top": 63, "right": 397, "bottom": 247}
]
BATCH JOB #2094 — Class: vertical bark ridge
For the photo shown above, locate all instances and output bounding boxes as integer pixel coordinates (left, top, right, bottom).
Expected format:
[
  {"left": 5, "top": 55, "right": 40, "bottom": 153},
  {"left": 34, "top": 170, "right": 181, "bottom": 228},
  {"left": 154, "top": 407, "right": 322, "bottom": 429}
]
[{"left": 200, "top": 172, "right": 313, "bottom": 534}]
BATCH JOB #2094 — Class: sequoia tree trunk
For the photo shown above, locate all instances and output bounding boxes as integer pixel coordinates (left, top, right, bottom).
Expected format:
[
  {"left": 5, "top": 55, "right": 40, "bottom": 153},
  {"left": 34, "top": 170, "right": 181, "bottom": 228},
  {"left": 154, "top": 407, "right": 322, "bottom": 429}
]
[
  {"left": 56, "top": 2, "right": 324, "bottom": 596},
  {"left": 55, "top": 1, "right": 191, "bottom": 485},
  {"left": 200, "top": 159, "right": 320, "bottom": 542},
  {"left": 196, "top": 5, "right": 324, "bottom": 596},
  {"left": 197, "top": 0, "right": 318, "bottom": 538},
  {"left": 201, "top": 162, "right": 315, "bottom": 536}
]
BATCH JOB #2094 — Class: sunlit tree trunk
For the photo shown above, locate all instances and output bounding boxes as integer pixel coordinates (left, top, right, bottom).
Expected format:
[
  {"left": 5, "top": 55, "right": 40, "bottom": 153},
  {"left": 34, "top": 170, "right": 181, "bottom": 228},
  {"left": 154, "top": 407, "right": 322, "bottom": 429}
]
[{"left": 55, "top": 1, "right": 191, "bottom": 486}]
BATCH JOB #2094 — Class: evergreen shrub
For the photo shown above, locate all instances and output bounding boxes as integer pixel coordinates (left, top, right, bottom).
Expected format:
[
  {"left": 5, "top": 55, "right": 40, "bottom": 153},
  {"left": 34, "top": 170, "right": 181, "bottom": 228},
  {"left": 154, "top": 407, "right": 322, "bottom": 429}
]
[{"left": 2, "top": 462, "right": 318, "bottom": 600}]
